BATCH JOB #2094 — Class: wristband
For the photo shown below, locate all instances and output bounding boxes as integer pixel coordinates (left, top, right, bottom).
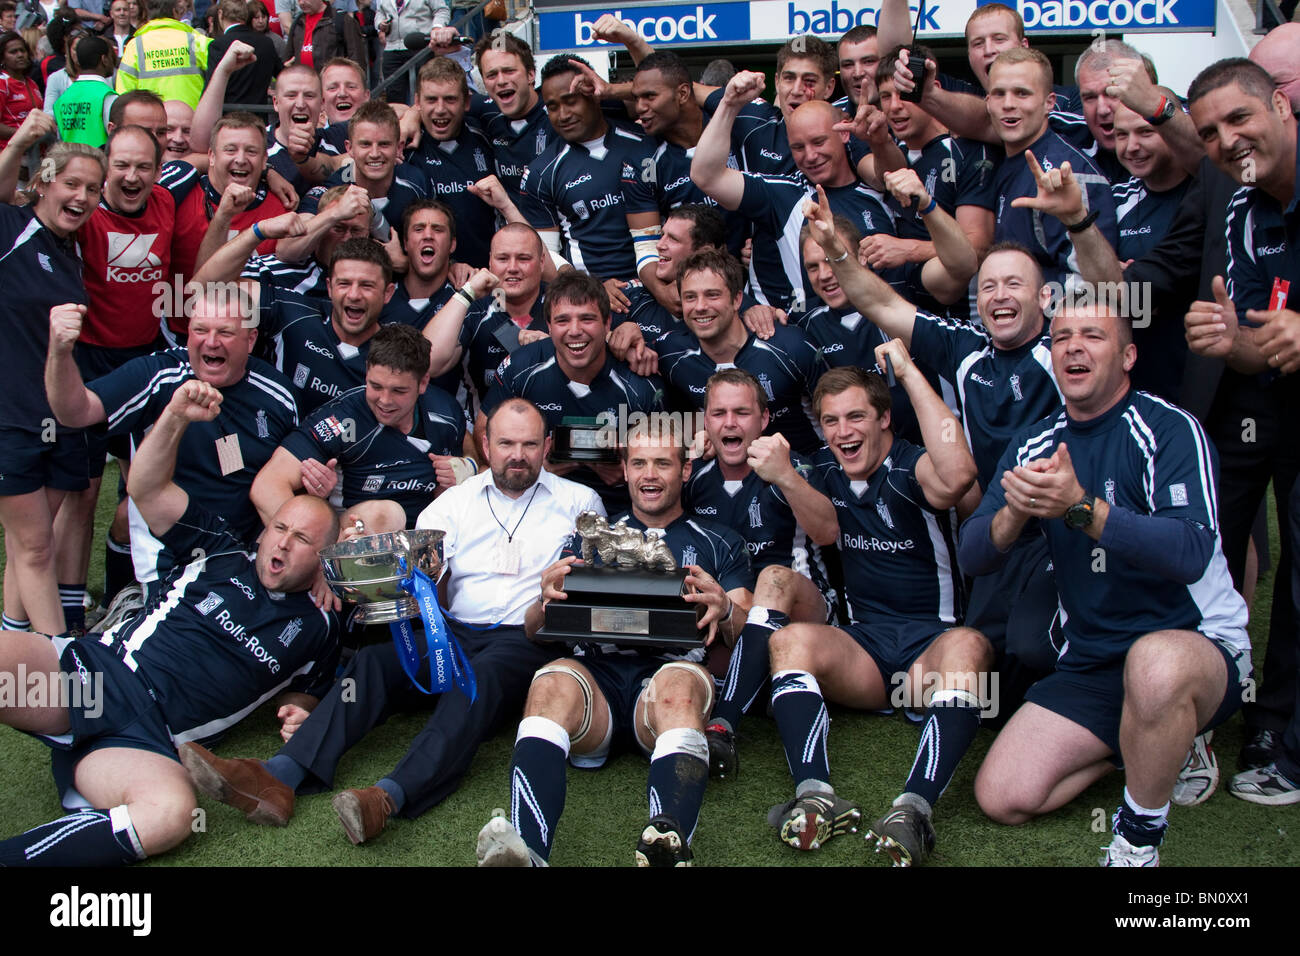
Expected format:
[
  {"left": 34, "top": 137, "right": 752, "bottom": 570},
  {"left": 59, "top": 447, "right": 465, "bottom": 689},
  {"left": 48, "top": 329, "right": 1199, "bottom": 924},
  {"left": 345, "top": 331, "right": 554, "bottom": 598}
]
[
  {"left": 919, "top": 196, "right": 938, "bottom": 216},
  {"left": 1065, "top": 208, "right": 1100, "bottom": 234},
  {"left": 456, "top": 286, "right": 476, "bottom": 307},
  {"left": 251, "top": 221, "right": 266, "bottom": 242}
]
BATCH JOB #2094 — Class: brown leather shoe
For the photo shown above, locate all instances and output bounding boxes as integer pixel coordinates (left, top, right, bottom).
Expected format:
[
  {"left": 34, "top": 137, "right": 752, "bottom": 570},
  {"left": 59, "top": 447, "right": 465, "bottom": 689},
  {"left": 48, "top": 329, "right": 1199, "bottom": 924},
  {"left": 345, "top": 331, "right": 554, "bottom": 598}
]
[
  {"left": 332, "top": 786, "right": 397, "bottom": 845},
  {"left": 179, "top": 742, "right": 294, "bottom": 826}
]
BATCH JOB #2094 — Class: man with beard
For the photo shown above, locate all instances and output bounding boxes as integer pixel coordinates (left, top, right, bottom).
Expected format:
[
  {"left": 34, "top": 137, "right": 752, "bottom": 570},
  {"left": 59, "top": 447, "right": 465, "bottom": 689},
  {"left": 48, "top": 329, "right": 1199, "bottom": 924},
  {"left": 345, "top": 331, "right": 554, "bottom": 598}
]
[
  {"left": 182, "top": 398, "right": 605, "bottom": 846},
  {"left": 476, "top": 424, "right": 752, "bottom": 867}
]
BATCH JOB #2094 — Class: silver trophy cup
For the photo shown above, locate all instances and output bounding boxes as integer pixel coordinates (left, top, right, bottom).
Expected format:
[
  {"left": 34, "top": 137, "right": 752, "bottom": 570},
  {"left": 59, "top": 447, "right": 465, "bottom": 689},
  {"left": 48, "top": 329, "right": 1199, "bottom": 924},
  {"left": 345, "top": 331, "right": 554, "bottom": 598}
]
[{"left": 318, "top": 529, "right": 446, "bottom": 625}]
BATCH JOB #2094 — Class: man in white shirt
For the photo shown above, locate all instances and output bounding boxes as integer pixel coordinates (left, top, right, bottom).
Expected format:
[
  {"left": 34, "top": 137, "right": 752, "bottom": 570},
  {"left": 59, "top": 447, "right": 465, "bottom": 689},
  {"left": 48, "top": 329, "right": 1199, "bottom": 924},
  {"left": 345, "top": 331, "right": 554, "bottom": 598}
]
[{"left": 180, "top": 397, "right": 606, "bottom": 844}]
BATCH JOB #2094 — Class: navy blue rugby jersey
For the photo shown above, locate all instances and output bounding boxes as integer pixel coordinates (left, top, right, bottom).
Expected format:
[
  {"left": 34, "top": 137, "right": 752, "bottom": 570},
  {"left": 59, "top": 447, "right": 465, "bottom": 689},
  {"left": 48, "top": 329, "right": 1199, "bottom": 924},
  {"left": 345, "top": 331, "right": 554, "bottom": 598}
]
[
  {"left": 88, "top": 348, "right": 298, "bottom": 544},
  {"left": 472, "top": 95, "right": 559, "bottom": 231},
  {"left": 242, "top": 253, "right": 329, "bottom": 300},
  {"left": 648, "top": 136, "right": 748, "bottom": 257},
  {"left": 563, "top": 510, "right": 753, "bottom": 663},
  {"left": 0, "top": 203, "right": 89, "bottom": 430},
  {"left": 1112, "top": 175, "right": 1191, "bottom": 262},
  {"left": 888, "top": 133, "right": 999, "bottom": 242},
  {"left": 973, "top": 390, "right": 1249, "bottom": 671},
  {"left": 1047, "top": 110, "right": 1128, "bottom": 184},
  {"left": 265, "top": 124, "right": 341, "bottom": 197},
  {"left": 737, "top": 171, "right": 898, "bottom": 313},
  {"left": 684, "top": 451, "right": 828, "bottom": 578},
  {"left": 650, "top": 323, "right": 829, "bottom": 456},
  {"left": 458, "top": 293, "right": 550, "bottom": 408},
  {"left": 991, "top": 129, "right": 1118, "bottom": 287},
  {"left": 406, "top": 123, "right": 497, "bottom": 268},
  {"left": 815, "top": 438, "right": 963, "bottom": 630},
  {"left": 379, "top": 278, "right": 466, "bottom": 400},
  {"left": 282, "top": 383, "right": 466, "bottom": 527},
  {"left": 94, "top": 499, "right": 340, "bottom": 745},
  {"left": 519, "top": 121, "right": 660, "bottom": 280},
  {"left": 1223, "top": 143, "right": 1300, "bottom": 314},
  {"left": 485, "top": 340, "right": 665, "bottom": 512},
  {"left": 909, "top": 310, "right": 1062, "bottom": 491},
  {"left": 300, "top": 162, "right": 431, "bottom": 234}
]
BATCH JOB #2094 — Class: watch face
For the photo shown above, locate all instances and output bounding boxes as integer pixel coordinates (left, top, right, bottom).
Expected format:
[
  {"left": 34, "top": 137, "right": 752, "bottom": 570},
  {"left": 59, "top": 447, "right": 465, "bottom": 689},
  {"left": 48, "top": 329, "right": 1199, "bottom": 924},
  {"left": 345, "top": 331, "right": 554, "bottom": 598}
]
[{"left": 1066, "top": 498, "right": 1094, "bottom": 529}]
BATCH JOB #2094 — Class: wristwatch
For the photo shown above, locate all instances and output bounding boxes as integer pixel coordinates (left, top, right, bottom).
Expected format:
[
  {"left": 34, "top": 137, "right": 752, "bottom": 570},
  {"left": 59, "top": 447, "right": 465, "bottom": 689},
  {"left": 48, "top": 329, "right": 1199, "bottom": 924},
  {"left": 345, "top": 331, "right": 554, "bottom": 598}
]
[
  {"left": 1147, "top": 95, "right": 1177, "bottom": 127},
  {"left": 1064, "top": 494, "right": 1097, "bottom": 531}
]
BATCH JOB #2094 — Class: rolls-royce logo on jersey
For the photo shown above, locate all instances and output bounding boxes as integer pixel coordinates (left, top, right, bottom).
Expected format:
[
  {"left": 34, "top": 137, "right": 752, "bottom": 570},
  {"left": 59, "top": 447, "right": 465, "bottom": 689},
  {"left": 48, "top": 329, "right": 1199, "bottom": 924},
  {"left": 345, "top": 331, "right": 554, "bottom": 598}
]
[
  {"left": 363, "top": 474, "right": 385, "bottom": 493},
  {"left": 106, "top": 231, "right": 163, "bottom": 282},
  {"left": 1104, "top": 478, "right": 1116, "bottom": 505},
  {"left": 277, "top": 617, "right": 303, "bottom": 648},
  {"left": 748, "top": 497, "right": 763, "bottom": 529},
  {"left": 195, "top": 592, "right": 224, "bottom": 615},
  {"left": 1169, "top": 482, "right": 1189, "bottom": 507},
  {"left": 876, "top": 499, "right": 894, "bottom": 530},
  {"left": 1009, "top": 373, "right": 1023, "bottom": 402},
  {"left": 572, "top": 199, "right": 590, "bottom": 221},
  {"left": 293, "top": 363, "right": 310, "bottom": 388},
  {"left": 679, "top": 545, "right": 697, "bottom": 567}
]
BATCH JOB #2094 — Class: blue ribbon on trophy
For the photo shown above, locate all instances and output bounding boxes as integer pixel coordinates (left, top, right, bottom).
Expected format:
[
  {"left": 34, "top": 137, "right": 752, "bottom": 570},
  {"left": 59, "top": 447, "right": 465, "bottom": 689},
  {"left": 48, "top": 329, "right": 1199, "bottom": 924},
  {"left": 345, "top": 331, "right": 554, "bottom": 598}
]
[{"left": 390, "top": 558, "right": 476, "bottom": 701}]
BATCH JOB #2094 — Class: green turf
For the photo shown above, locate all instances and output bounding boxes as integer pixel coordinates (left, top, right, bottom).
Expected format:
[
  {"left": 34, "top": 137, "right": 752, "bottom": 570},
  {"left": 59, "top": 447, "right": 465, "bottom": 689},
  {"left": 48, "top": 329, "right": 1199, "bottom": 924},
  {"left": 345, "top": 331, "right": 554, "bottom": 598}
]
[{"left": 1, "top": 461, "right": 1295, "bottom": 866}]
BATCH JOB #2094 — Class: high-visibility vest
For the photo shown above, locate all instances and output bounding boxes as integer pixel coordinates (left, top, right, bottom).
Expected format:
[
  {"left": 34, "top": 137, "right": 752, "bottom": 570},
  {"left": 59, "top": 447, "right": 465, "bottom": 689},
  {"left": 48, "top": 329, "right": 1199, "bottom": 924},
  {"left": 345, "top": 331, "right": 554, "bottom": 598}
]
[
  {"left": 115, "top": 19, "right": 211, "bottom": 109},
  {"left": 54, "top": 77, "right": 115, "bottom": 147}
]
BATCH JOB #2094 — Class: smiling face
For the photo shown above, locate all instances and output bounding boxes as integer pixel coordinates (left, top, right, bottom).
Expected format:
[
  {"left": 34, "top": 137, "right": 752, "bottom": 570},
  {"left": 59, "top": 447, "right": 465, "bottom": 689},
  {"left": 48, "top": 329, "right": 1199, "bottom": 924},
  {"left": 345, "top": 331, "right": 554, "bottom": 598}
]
[
  {"left": 704, "top": 380, "right": 769, "bottom": 471},
  {"left": 624, "top": 432, "right": 690, "bottom": 524},
  {"left": 632, "top": 67, "right": 688, "bottom": 139},
  {"left": 210, "top": 125, "right": 267, "bottom": 193},
  {"left": 1113, "top": 103, "right": 1178, "bottom": 185},
  {"left": 36, "top": 155, "right": 103, "bottom": 237},
  {"left": 480, "top": 49, "right": 536, "bottom": 120},
  {"left": 878, "top": 76, "right": 940, "bottom": 146},
  {"left": 838, "top": 36, "right": 880, "bottom": 107},
  {"left": 274, "top": 69, "right": 322, "bottom": 137},
  {"left": 186, "top": 301, "right": 256, "bottom": 387},
  {"left": 987, "top": 60, "right": 1054, "bottom": 154},
  {"left": 818, "top": 384, "right": 892, "bottom": 480},
  {"left": 541, "top": 71, "right": 605, "bottom": 144},
  {"left": 548, "top": 295, "right": 608, "bottom": 382},
  {"left": 419, "top": 76, "right": 468, "bottom": 142},
  {"left": 256, "top": 496, "right": 335, "bottom": 592},
  {"left": 787, "top": 101, "right": 852, "bottom": 186},
  {"left": 328, "top": 258, "right": 392, "bottom": 344},
  {"left": 966, "top": 8, "right": 1027, "bottom": 91},
  {"left": 322, "top": 63, "right": 368, "bottom": 125},
  {"left": 490, "top": 227, "right": 544, "bottom": 306},
  {"left": 1050, "top": 306, "right": 1135, "bottom": 419},
  {"left": 163, "top": 100, "right": 193, "bottom": 158},
  {"left": 680, "top": 267, "right": 741, "bottom": 346},
  {"left": 775, "top": 55, "right": 834, "bottom": 120},
  {"left": 404, "top": 206, "right": 454, "bottom": 283},
  {"left": 364, "top": 363, "right": 424, "bottom": 430},
  {"left": 655, "top": 215, "right": 700, "bottom": 284},
  {"left": 802, "top": 233, "right": 849, "bottom": 310},
  {"left": 347, "top": 120, "right": 399, "bottom": 187},
  {"left": 1190, "top": 81, "right": 1293, "bottom": 190},
  {"left": 976, "top": 248, "right": 1046, "bottom": 350},
  {"left": 105, "top": 128, "right": 158, "bottom": 213}
]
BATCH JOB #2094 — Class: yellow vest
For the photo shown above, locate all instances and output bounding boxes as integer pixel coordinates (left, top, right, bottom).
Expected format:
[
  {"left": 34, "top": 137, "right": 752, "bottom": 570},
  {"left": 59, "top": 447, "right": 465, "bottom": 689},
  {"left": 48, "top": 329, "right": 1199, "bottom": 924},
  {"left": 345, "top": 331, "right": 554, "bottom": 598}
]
[{"left": 115, "top": 19, "right": 212, "bottom": 109}]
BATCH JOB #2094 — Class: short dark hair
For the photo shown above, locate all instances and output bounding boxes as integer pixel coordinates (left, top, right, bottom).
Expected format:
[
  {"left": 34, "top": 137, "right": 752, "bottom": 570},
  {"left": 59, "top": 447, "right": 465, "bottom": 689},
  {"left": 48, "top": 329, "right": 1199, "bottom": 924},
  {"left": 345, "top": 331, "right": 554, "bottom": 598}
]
[
  {"left": 348, "top": 99, "right": 399, "bottom": 139},
  {"left": 636, "top": 51, "right": 692, "bottom": 90},
  {"left": 678, "top": 249, "right": 745, "bottom": 297},
  {"left": 665, "top": 204, "right": 726, "bottom": 251},
  {"left": 979, "top": 239, "right": 1043, "bottom": 289},
  {"left": 330, "top": 236, "right": 393, "bottom": 284},
  {"left": 366, "top": 324, "right": 430, "bottom": 379},
  {"left": 878, "top": 43, "right": 935, "bottom": 84},
  {"left": 474, "top": 29, "right": 534, "bottom": 74},
  {"left": 839, "top": 24, "right": 877, "bottom": 47},
  {"left": 544, "top": 270, "right": 610, "bottom": 324},
  {"left": 777, "top": 35, "right": 837, "bottom": 80},
  {"left": 540, "top": 53, "right": 593, "bottom": 85},
  {"left": 401, "top": 198, "right": 456, "bottom": 245},
  {"left": 813, "top": 365, "right": 891, "bottom": 418},
  {"left": 705, "top": 367, "right": 767, "bottom": 416},
  {"left": 147, "top": 0, "right": 177, "bottom": 20},
  {"left": 46, "top": 12, "right": 80, "bottom": 56},
  {"left": 218, "top": 0, "right": 250, "bottom": 24},
  {"left": 109, "top": 89, "right": 165, "bottom": 127},
  {"left": 106, "top": 124, "right": 162, "bottom": 166},
  {"left": 1188, "top": 57, "right": 1277, "bottom": 107},
  {"left": 74, "top": 35, "right": 112, "bottom": 71}
]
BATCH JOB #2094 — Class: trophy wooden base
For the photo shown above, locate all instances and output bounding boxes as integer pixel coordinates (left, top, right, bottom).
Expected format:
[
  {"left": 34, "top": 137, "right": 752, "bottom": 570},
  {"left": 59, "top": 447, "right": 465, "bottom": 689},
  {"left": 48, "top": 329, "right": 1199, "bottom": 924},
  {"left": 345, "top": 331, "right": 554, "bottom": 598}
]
[{"left": 536, "top": 565, "right": 705, "bottom": 650}]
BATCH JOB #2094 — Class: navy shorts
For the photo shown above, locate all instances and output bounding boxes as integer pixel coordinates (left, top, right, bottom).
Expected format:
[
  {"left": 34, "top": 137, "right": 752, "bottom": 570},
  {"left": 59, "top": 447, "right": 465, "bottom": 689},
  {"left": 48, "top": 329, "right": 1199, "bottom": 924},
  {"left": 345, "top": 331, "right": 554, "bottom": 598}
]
[
  {"left": 0, "top": 426, "right": 92, "bottom": 495},
  {"left": 1026, "top": 633, "right": 1252, "bottom": 762},
  {"left": 842, "top": 617, "right": 947, "bottom": 685},
  {"left": 575, "top": 654, "right": 665, "bottom": 762},
  {"left": 34, "top": 636, "right": 178, "bottom": 808}
]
